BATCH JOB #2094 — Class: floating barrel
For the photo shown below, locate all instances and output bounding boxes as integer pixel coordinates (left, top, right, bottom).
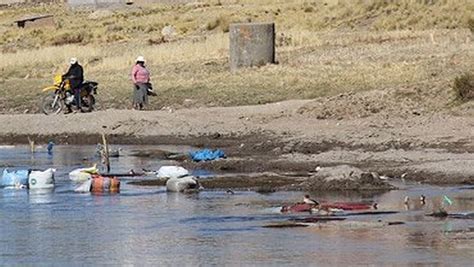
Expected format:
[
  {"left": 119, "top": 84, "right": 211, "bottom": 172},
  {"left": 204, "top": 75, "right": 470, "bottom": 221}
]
[{"left": 90, "top": 175, "right": 120, "bottom": 193}]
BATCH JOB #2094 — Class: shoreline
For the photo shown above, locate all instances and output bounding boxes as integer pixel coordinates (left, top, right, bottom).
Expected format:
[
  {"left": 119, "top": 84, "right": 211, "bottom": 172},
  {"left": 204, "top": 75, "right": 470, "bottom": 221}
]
[{"left": 1, "top": 101, "right": 473, "bottom": 188}]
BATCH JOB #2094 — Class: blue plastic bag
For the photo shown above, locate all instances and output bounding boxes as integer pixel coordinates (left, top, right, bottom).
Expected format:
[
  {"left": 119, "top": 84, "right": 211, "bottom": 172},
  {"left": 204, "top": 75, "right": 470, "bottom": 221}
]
[
  {"left": 1, "top": 169, "right": 29, "bottom": 187},
  {"left": 189, "top": 149, "right": 226, "bottom": 162}
]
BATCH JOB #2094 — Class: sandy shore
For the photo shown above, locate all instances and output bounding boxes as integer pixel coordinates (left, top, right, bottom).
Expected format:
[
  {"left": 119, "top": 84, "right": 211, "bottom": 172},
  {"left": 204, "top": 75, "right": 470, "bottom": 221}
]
[{"left": 0, "top": 100, "right": 473, "bottom": 186}]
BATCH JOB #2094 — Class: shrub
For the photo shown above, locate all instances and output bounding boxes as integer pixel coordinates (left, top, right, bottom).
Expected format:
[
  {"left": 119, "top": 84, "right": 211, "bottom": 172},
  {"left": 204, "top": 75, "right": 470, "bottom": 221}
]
[
  {"left": 206, "top": 15, "right": 231, "bottom": 32},
  {"left": 147, "top": 36, "right": 166, "bottom": 45},
  {"left": 303, "top": 6, "right": 314, "bottom": 13},
  {"left": 453, "top": 72, "right": 474, "bottom": 101},
  {"left": 51, "top": 31, "right": 91, "bottom": 46},
  {"left": 206, "top": 18, "right": 220, "bottom": 31},
  {"left": 468, "top": 18, "right": 474, "bottom": 34},
  {"left": 106, "top": 24, "right": 124, "bottom": 32},
  {"left": 106, "top": 33, "right": 126, "bottom": 43}
]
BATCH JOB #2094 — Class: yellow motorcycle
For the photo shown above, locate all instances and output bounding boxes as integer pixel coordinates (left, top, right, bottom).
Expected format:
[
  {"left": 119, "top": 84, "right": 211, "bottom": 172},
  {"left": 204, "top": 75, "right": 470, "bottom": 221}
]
[{"left": 41, "top": 74, "right": 98, "bottom": 115}]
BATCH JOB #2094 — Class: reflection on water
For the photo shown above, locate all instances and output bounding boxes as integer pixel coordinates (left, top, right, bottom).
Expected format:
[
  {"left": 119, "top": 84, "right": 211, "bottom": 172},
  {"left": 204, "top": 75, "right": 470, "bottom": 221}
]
[{"left": 0, "top": 145, "right": 473, "bottom": 265}]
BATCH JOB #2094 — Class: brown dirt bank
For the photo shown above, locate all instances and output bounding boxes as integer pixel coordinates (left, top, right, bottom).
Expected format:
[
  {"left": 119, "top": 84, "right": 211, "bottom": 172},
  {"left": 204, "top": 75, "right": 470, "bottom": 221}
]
[
  {"left": 0, "top": 100, "right": 473, "bottom": 186},
  {"left": 128, "top": 175, "right": 299, "bottom": 192},
  {"left": 127, "top": 172, "right": 395, "bottom": 192}
]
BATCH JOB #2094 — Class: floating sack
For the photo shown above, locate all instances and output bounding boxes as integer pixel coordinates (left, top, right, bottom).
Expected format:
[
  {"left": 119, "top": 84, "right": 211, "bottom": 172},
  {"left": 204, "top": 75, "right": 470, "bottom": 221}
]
[
  {"left": 157, "top": 166, "right": 189, "bottom": 179},
  {"left": 74, "top": 179, "right": 93, "bottom": 193},
  {"left": 189, "top": 149, "right": 225, "bottom": 162},
  {"left": 69, "top": 164, "right": 98, "bottom": 182},
  {"left": 29, "top": 168, "right": 55, "bottom": 189},
  {"left": 166, "top": 176, "right": 201, "bottom": 193},
  {"left": 1, "top": 169, "right": 29, "bottom": 187},
  {"left": 90, "top": 175, "right": 120, "bottom": 193}
]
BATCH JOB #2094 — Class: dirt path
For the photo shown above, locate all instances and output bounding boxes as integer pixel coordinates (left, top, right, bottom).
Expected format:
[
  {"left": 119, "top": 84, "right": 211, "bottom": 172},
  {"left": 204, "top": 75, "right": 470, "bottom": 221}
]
[{"left": 0, "top": 100, "right": 473, "bottom": 186}]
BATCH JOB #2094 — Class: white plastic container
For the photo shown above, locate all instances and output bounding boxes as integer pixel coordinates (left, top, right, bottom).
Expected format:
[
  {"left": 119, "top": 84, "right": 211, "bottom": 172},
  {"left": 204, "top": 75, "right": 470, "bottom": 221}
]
[
  {"left": 29, "top": 168, "right": 55, "bottom": 189},
  {"left": 157, "top": 166, "right": 189, "bottom": 179}
]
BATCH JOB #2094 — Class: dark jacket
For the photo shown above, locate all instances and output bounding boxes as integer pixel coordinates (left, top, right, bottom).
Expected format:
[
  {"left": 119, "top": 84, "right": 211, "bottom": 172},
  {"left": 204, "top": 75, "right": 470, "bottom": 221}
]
[{"left": 64, "top": 63, "right": 84, "bottom": 90}]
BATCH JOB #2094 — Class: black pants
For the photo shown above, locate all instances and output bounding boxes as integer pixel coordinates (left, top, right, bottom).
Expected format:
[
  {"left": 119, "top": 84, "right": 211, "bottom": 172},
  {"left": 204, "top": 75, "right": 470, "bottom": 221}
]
[
  {"left": 74, "top": 88, "right": 81, "bottom": 109},
  {"left": 70, "top": 80, "right": 82, "bottom": 109}
]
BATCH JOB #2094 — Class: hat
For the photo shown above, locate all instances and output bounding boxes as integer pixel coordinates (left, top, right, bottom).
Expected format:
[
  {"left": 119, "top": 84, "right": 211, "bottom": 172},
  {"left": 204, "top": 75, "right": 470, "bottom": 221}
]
[
  {"left": 136, "top": 56, "right": 145, "bottom": 63},
  {"left": 70, "top": 57, "right": 78, "bottom": 64}
]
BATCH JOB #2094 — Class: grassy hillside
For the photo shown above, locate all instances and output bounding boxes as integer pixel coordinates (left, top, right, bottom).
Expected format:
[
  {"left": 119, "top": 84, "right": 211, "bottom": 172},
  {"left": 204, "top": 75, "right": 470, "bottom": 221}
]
[{"left": 0, "top": 0, "right": 473, "bottom": 113}]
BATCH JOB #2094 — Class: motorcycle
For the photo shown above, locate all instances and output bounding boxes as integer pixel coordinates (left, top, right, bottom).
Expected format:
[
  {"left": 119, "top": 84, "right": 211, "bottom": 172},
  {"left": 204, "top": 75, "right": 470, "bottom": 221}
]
[{"left": 41, "top": 74, "right": 98, "bottom": 115}]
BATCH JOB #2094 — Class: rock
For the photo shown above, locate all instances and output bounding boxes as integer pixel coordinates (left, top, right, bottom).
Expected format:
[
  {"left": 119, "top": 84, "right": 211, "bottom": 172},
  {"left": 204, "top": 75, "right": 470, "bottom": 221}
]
[
  {"left": 185, "top": 2, "right": 209, "bottom": 8},
  {"left": 302, "top": 165, "right": 395, "bottom": 191},
  {"left": 203, "top": 60, "right": 218, "bottom": 66},
  {"left": 282, "top": 142, "right": 294, "bottom": 153},
  {"left": 161, "top": 106, "right": 174, "bottom": 113},
  {"left": 161, "top": 25, "right": 177, "bottom": 41},
  {"left": 315, "top": 165, "right": 363, "bottom": 181},
  {"left": 182, "top": 98, "right": 194, "bottom": 108}
]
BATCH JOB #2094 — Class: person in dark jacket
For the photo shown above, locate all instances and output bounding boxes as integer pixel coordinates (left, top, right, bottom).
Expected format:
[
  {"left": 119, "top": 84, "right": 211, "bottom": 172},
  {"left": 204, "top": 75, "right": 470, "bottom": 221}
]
[{"left": 63, "top": 57, "right": 84, "bottom": 113}]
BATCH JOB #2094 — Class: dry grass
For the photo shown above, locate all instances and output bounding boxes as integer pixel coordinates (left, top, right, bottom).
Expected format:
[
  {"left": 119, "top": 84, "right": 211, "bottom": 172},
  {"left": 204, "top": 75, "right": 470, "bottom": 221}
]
[
  {"left": 1, "top": 0, "right": 472, "bottom": 48},
  {"left": 0, "top": 0, "right": 473, "bottom": 113}
]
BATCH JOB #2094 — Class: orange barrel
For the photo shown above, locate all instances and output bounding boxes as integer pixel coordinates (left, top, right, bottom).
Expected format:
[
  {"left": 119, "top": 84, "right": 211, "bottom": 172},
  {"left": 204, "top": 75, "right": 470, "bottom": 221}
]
[
  {"left": 110, "top": 177, "right": 120, "bottom": 193},
  {"left": 91, "top": 175, "right": 120, "bottom": 193}
]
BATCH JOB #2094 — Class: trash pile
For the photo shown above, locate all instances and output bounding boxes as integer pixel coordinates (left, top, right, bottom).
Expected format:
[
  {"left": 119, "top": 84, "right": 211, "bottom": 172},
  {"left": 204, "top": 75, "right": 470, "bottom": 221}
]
[
  {"left": 271, "top": 192, "right": 472, "bottom": 230},
  {"left": 0, "top": 142, "right": 230, "bottom": 197},
  {"left": 2, "top": 143, "right": 473, "bottom": 235}
]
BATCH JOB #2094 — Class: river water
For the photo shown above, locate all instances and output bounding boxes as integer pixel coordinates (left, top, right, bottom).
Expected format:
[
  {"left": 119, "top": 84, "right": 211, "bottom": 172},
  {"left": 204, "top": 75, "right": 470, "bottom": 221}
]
[{"left": 1, "top": 145, "right": 473, "bottom": 265}]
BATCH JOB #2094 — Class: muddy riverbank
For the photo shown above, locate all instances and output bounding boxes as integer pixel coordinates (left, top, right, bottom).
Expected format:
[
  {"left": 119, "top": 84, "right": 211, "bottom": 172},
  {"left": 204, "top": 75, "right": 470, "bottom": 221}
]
[{"left": 0, "top": 101, "right": 473, "bottom": 188}]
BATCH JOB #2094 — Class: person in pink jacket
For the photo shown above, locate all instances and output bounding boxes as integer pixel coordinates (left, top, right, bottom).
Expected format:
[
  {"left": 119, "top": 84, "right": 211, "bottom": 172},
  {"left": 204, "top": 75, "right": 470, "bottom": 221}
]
[{"left": 131, "top": 56, "right": 151, "bottom": 110}]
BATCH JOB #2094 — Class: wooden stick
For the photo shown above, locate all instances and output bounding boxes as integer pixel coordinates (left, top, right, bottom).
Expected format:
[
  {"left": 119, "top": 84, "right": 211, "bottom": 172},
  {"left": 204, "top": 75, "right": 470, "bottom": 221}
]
[
  {"left": 27, "top": 137, "right": 35, "bottom": 153},
  {"left": 101, "top": 173, "right": 145, "bottom": 177},
  {"left": 101, "top": 133, "right": 110, "bottom": 173}
]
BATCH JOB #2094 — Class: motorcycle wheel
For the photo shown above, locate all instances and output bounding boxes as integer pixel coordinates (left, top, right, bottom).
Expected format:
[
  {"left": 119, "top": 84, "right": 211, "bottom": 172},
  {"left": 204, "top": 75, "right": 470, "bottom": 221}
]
[
  {"left": 41, "top": 93, "right": 63, "bottom": 115},
  {"left": 81, "top": 94, "right": 95, "bottom": 113}
]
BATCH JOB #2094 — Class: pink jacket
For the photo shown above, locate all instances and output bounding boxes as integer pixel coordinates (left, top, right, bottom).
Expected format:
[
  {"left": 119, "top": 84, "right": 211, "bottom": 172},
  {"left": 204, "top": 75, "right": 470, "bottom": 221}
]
[{"left": 131, "top": 64, "right": 150, "bottom": 84}]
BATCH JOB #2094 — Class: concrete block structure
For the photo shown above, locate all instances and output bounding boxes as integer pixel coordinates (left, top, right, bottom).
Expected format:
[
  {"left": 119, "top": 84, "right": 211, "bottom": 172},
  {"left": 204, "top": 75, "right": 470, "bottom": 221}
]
[
  {"left": 14, "top": 14, "right": 55, "bottom": 28},
  {"left": 229, "top": 22, "right": 276, "bottom": 71}
]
